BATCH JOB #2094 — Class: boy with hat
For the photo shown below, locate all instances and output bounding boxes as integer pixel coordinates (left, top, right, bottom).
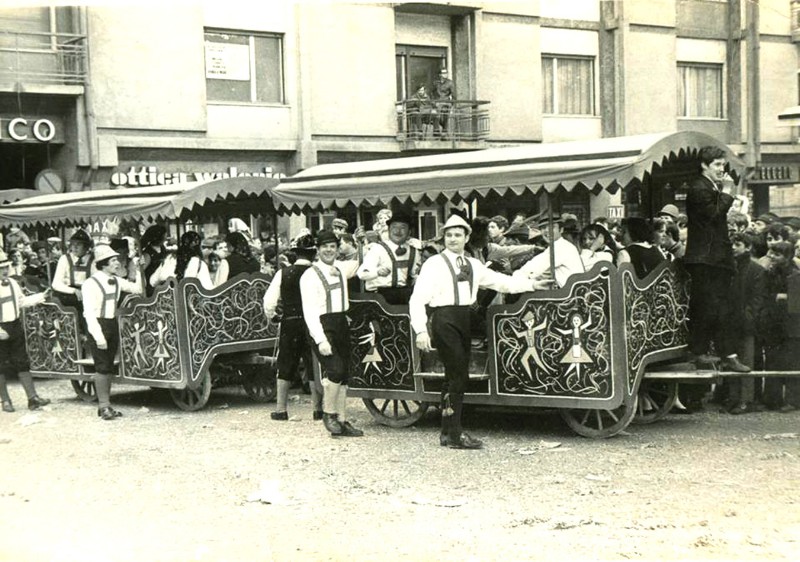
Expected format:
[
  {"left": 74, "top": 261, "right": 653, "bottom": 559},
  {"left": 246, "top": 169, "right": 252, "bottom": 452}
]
[
  {"left": 331, "top": 218, "right": 349, "bottom": 239},
  {"left": 83, "top": 244, "right": 142, "bottom": 420},
  {"left": 410, "top": 214, "right": 552, "bottom": 449},
  {"left": 357, "top": 209, "right": 420, "bottom": 304},
  {"left": 52, "top": 229, "right": 94, "bottom": 308},
  {"left": 263, "top": 234, "right": 322, "bottom": 421},
  {"left": 0, "top": 250, "right": 51, "bottom": 413},
  {"left": 299, "top": 229, "right": 360, "bottom": 437},
  {"left": 514, "top": 214, "right": 585, "bottom": 288}
]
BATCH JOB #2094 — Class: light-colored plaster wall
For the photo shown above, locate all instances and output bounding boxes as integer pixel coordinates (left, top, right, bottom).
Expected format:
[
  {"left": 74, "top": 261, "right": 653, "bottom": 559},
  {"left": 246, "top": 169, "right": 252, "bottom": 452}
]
[{"left": 625, "top": 30, "right": 678, "bottom": 133}]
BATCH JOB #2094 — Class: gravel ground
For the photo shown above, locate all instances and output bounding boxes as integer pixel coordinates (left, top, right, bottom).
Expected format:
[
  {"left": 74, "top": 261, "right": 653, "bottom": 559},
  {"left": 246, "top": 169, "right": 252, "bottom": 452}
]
[{"left": 1, "top": 378, "right": 799, "bottom": 562}]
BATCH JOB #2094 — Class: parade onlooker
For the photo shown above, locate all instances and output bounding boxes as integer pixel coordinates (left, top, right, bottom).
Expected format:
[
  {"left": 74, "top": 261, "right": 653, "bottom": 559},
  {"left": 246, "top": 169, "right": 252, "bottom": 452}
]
[
  {"left": 410, "top": 214, "right": 551, "bottom": 450},
  {"left": 331, "top": 218, "right": 349, "bottom": 239},
  {"left": 52, "top": 229, "right": 93, "bottom": 308},
  {"left": 225, "top": 231, "right": 260, "bottom": 278},
  {"left": 83, "top": 244, "right": 142, "bottom": 420},
  {"left": 579, "top": 224, "right": 615, "bottom": 270},
  {"left": 207, "top": 252, "right": 224, "bottom": 287},
  {"left": 657, "top": 204, "right": 680, "bottom": 224},
  {"left": 661, "top": 222, "right": 685, "bottom": 260},
  {"left": 488, "top": 215, "right": 511, "bottom": 246},
  {"left": 263, "top": 234, "right": 321, "bottom": 422},
  {"left": 300, "top": 230, "right": 361, "bottom": 438},
  {"left": 617, "top": 218, "right": 666, "bottom": 278},
  {"left": 0, "top": 251, "right": 50, "bottom": 413}
]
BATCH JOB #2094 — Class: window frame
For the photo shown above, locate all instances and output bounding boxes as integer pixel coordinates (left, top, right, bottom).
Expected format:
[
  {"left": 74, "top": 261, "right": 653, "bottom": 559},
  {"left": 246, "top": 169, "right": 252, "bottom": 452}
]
[
  {"left": 541, "top": 54, "right": 596, "bottom": 116},
  {"left": 204, "top": 28, "right": 285, "bottom": 106},
  {"left": 677, "top": 61, "right": 725, "bottom": 119}
]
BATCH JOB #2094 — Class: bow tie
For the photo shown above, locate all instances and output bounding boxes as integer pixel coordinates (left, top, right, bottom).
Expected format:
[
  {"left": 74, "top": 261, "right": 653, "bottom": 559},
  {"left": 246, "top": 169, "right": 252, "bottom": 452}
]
[
  {"left": 455, "top": 256, "right": 471, "bottom": 282},
  {"left": 107, "top": 278, "right": 117, "bottom": 286},
  {"left": 395, "top": 246, "right": 407, "bottom": 257}
]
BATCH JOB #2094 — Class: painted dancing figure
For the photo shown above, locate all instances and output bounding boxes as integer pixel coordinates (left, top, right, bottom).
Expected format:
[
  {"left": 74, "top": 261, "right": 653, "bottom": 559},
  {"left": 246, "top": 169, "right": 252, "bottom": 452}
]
[{"left": 555, "top": 313, "right": 595, "bottom": 390}]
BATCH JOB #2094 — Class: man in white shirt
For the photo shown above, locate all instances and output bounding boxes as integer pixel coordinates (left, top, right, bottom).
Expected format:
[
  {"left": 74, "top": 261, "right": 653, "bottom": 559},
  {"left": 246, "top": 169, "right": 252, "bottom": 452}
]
[
  {"left": 514, "top": 214, "right": 584, "bottom": 289},
  {"left": 52, "top": 229, "right": 93, "bottom": 308},
  {"left": 410, "top": 214, "right": 551, "bottom": 449},
  {"left": 299, "top": 230, "right": 360, "bottom": 437},
  {"left": 357, "top": 209, "right": 420, "bottom": 304},
  {"left": 83, "top": 244, "right": 142, "bottom": 420}
]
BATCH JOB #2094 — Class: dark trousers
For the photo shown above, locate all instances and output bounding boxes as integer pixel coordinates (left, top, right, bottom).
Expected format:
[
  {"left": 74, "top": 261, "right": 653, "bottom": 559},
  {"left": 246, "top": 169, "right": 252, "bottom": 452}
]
[
  {"left": 0, "top": 320, "right": 29, "bottom": 376},
  {"left": 686, "top": 264, "right": 734, "bottom": 357},
  {"left": 375, "top": 286, "right": 413, "bottom": 306},
  {"left": 276, "top": 317, "right": 312, "bottom": 383},
  {"left": 89, "top": 318, "right": 119, "bottom": 375},
  {"left": 311, "top": 312, "right": 351, "bottom": 385},
  {"left": 431, "top": 306, "right": 471, "bottom": 437}
]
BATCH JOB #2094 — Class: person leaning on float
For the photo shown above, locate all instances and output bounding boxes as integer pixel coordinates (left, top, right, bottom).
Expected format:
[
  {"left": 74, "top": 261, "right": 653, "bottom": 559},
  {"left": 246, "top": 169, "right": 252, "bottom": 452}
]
[
  {"left": 299, "top": 229, "right": 361, "bottom": 438},
  {"left": 0, "top": 250, "right": 51, "bottom": 413},
  {"left": 409, "top": 214, "right": 552, "bottom": 450},
  {"left": 357, "top": 209, "right": 421, "bottom": 305},
  {"left": 83, "top": 244, "right": 143, "bottom": 420},
  {"left": 51, "top": 229, "right": 94, "bottom": 308}
]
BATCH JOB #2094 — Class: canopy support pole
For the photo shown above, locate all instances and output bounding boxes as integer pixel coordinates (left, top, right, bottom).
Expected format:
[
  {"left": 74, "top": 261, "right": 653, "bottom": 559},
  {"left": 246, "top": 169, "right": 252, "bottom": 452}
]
[{"left": 547, "top": 192, "right": 557, "bottom": 289}]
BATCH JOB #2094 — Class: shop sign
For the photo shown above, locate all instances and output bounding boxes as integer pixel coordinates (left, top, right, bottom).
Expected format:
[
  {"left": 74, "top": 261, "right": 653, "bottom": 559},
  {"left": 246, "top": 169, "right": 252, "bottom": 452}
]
[
  {"left": 0, "top": 116, "right": 63, "bottom": 143},
  {"left": 753, "top": 165, "right": 795, "bottom": 183},
  {"left": 110, "top": 165, "right": 285, "bottom": 187}
]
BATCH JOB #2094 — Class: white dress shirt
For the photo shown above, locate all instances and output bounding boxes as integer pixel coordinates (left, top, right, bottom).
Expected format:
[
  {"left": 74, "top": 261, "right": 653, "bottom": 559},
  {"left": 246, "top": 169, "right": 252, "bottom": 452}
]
[
  {"left": 409, "top": 249, "right": 532, "bottom": 335},
  {"left": 51, "top": 253, "right": 93, "bottom": 295},
  {"left": 300, "top": 259, "right": 358, "bottom": 345},
  {"left": 514, "top": 237, "right": 585, "bottom": 288},
  {"left": 580, "top": 248, "right": 614, "bottom": 271},
  {"left": 357, "top": 240, "right": 419, "bottom": 291},
  {"left": 83, "top": 270, "right": 142, "bottom": 347},
  {"left": 0, "top": 278, "right": 46, "bottom": 322}
]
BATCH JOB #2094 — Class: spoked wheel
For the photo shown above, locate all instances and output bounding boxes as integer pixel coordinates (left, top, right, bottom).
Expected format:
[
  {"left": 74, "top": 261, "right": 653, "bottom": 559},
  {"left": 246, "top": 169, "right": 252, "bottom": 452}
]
[
  {"left": 633, "top": 381, "right": 678, "bottom": 425},
  {"left": 242, "top": 369, "right": 277, "bottom": 403},
  {"left": 560, "top": 396, "right": 638, "bottom": 438},
  {"left": 363, "top": 398, "right": 429, "bottom": 428},
  {"left": 170, "top": 374, "right": 212, "bottom": 411},
  {"left": 71, "top": 380, "right": 97, "bottom": 403}
]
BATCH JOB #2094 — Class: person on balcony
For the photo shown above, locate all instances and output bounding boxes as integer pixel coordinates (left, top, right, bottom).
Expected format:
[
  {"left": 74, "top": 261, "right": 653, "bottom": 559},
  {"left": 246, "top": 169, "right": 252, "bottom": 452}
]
[
  {"left": 408, "top": 84, "right": 434, "bottom": 139},
  {"left": 432, "top": 67, "right": 454, "bottom": 138}
]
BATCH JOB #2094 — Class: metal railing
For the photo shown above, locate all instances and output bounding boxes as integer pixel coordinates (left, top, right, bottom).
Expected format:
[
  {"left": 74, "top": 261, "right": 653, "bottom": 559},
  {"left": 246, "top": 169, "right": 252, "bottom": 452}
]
[
  {"left": 396, "top": 99, "right": 490, "bottom": 143},
  {"left": 0, "top": 30, "right": 87, "bottom": 86}
]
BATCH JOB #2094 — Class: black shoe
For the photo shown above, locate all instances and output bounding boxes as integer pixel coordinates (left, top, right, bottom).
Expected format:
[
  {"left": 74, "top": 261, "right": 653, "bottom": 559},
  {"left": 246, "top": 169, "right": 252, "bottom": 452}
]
[
  {"left": 312, "top": 410, "right": 324, "bottom": 421},
  {"left": 97, "top": 406, "right": 122, "bottom": 420},
  {"left": 2, "top": 401, "right": 14, "bottom": 413},
  {"left": 28, "top": 396, "right": 50, "bottom": 410},
  {"left": 323, "top": 413, "right": 343, "bottom": 436},
  {"left": 720, "top": 357, "right": 751, "bottom": 373},
  {"left": 270, "top": 411, "right": 288, "bottom": 421},
  {"left": 779, "top": 404, "right": 798, "bottom": 413},
  {"left": 339, "top": 420, "right": 364, "bottom": 437},
  {"left": 448, "top": 432, "right": 483, "bottom": 450},
  {"left": 439, "top": 432, "right": 449, "bottom": 446},
  {"left": 728, "top": 403, "right": 753, "bottom": 415}
]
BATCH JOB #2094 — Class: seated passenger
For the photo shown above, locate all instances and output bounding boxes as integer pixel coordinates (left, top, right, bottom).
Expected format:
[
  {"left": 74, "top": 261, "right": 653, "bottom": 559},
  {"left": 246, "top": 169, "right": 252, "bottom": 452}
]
[
  {"left": 617, "top": 217, "right": 666, "bottom": 278},
  {"left": 225, "top": 231, "right": 260, "bottom": 278},
  {"left": 514, "top": 214, "right": 585, "bottom": 288},
  {"left": 357, "top": 210, "right": 419, "bottom": 305},
  {"left": 579, "top": 224, "right": 615, "bottom": 270},
  {"left": 150, "top": 231, "right": 214, "bottom": 290}
]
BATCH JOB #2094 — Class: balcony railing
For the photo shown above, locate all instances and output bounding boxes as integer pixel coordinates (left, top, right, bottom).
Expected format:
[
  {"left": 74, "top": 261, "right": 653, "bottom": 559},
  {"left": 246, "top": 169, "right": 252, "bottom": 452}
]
[
  {"left": 0, "top": 30, "right": 87, "bottom": 86},
  {"left": 396, "top": 99, "right": 490, "bottom": 144}
]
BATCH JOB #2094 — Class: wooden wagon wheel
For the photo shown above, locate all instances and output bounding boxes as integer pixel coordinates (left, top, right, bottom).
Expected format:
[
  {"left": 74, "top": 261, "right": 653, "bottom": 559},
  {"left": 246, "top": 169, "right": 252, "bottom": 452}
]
[
  {"left": 633, "top": 380, "right": 678, "bottom": 425},
  {"left": 170, "top": 373, "right": 212, "bottom": 411},
  {"left": 560, "top": 395, "right": 638, "bottom": 438},
  {"left": 71, "top": 380, "right": 97, "bottom": 403},
  {"left": 242, "top": 369, "right": 277, "bottom": 403},
  {"left": 363, "top": 398, "right": 429, "bottom": 428}
]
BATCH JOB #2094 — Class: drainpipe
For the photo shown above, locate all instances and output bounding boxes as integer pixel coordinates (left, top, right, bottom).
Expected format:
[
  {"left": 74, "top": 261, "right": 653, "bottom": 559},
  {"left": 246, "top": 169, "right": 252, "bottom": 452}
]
[
  {"left": 79, "top": 7, "right": 99, "bottom": 190},
  {"left": 745, "top": 0, "right": 761, "bottom": 170}
]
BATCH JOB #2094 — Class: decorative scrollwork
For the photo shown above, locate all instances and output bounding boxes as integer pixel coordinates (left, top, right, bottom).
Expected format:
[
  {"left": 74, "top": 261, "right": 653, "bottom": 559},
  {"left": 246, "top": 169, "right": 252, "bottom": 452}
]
[
  {"left": 493, "top": 275, "right": 613, "bottom": 398},
  {"left": 622, "top": 266, "right": 690, "bottom": 392},
  {"left": 22, "top": 303, "right": 81, "bottom": 375},
  {"left": 348, "top": 300, "right": 415, "bottom": 391}
]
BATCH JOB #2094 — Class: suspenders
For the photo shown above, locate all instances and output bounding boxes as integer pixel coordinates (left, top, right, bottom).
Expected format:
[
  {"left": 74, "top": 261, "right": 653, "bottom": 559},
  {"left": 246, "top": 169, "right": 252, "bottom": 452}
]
[
  {"left": 441, "top": 254, "right": 474, "bottom": 306},
  {"left": 377, "top": 241, "right": 416, "bottom": 287},
  {"left": 66, "top": 254, "right": 93, "bottom": 287},
  {"left": 0, "top": 282, "right": 19, "bottom": 322},
  {"left": 312, "top": 264, "right": 348, "bottom": 314},
  {"left": 89, "top": 277, "right": 120, "bottom": 318}
]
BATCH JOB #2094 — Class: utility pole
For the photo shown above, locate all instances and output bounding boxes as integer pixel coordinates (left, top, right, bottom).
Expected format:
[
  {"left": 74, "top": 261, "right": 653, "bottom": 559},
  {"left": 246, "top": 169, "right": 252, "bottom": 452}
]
[{"left": 746, "top": 0, "right": 761, "bottom": 169}]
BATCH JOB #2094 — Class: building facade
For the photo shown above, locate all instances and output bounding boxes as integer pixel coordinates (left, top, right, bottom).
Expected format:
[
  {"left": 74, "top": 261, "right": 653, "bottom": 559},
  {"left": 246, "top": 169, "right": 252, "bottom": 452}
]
[{"left": 0, "top": 1, "right": 797, "bottom": 234}]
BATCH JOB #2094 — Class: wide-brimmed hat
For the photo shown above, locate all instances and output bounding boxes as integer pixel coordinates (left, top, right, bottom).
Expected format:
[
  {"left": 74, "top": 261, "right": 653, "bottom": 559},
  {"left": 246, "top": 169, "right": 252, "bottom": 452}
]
[
  {"left": 754, "top": 213, "right": 775, "bottom": 225},
  {"left": 93, "top": 244, "right": 119, "bottom": 264},
  {"left": 441, "top": 214, "right": 472, "bottom": 235},
  {"left": 0, "top": 251, "right": 10, "bottom": 268},
  {"left": 536, "top": 214, "right": 565, "bottom": 229},
  {"left": 316, "top": 229, "right": 339, "bottom": 247},
  {"left": 658, "top": 204, "right": 680, "bottom": 219},
  {"left": 109, "top": 238, "right": 130, "bottom": 255}
]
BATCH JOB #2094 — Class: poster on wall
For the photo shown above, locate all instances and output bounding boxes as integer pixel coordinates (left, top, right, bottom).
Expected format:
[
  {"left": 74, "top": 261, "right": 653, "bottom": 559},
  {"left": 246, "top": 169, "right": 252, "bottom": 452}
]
[{"left": 205, "top": 42, "right": 250, "bottom": 81}]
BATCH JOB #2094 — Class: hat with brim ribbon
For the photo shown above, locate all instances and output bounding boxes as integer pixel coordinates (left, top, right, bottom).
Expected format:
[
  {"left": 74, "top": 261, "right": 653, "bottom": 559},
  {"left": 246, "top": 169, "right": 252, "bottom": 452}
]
[
  {"left": 93, "top": 244, "right": 119, "bottom": 264},
  {"left": 441, "top": 214, "right": 472, "bottom": 236},
  {"left": 70, "top": 229, "right": 92, "bottom": 246}
]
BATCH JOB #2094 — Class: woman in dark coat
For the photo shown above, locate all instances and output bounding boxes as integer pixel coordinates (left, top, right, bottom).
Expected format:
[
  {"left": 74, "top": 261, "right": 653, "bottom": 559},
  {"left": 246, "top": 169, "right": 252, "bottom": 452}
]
[
  {"left": 140, "top": 225, "right": 167, "bottom": 296},
  {"left": 225, "top": 231, "right": 260, "bottom": 279}
]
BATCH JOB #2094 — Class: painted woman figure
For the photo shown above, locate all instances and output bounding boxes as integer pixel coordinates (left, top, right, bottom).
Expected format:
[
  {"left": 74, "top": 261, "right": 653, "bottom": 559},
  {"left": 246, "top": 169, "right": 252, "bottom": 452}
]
[
  {"left": 556, "top": 313, "right": 594, "bottom": 389},
  {"left": 359, "top": 320, "right": 383, "bottom": 375}
]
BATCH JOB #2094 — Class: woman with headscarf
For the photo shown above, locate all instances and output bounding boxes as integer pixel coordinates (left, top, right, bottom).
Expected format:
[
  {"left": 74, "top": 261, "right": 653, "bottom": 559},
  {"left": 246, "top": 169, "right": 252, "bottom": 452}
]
[
  {"left": 140, "top": 225, "right": 168, "bottom": 296},
  {"left": 150, "top": 231, "right": 213, "bottom": 290},
  {"left": 225, "top": 231, "right": 260, "bottom": 279}
]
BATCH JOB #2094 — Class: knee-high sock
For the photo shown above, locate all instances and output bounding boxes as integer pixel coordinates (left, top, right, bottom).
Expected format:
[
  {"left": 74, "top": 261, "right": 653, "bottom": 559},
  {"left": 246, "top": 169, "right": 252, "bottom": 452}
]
[
  {"left": 17, "top": 372, "right": 37, "bottom": 400},
  {"left": 93, "top": 374, "right": 112, "bottom": 409},
  {"left": 0, "top": 374, "right": 10, "bottom": 403},
  {"left": 275, "top": 379, "right": 290, "bottom": 412},
  {"left": 322, "top": 378, "right": 340, "bottom": 415},
  {"left": 336, "top": 384, "right": 348, "bottom": 420}
]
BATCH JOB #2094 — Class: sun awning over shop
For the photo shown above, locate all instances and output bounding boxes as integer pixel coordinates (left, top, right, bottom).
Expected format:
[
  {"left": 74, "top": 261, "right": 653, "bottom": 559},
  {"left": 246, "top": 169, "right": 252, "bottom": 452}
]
[
  {"left": 274, "top": 131, "right": 746, "bottom": 212},
  {"left": 0, "top": 176, "right": 281, "bottom": 228}
]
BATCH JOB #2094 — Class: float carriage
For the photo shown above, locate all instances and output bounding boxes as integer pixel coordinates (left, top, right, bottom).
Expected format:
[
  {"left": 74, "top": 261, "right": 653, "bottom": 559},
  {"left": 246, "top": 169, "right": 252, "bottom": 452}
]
[
  {"left": 276, "top": 131, "right": 770, "bottom": 438},
  {"left": 0, "top": 179, "right": 283, "bottom": 411}
]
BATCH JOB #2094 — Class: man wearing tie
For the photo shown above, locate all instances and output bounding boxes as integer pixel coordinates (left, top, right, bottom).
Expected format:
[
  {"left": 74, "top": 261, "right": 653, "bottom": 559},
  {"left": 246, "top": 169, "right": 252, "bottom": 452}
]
[
  {"left": 83, "top": 244, "right": 142, "bottom": 420},
  {"left": 300, "top": 230, "right": 361, "bottom": 437},
  {"left": 410, "top": 215, "right": 551, "bottom": 449}
]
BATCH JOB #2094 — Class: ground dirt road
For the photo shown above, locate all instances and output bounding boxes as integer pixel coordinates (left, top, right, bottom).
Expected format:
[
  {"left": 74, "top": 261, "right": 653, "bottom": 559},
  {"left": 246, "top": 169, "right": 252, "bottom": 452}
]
[{"left": 1, "top": 378, "right": 799, "bottom": 562}]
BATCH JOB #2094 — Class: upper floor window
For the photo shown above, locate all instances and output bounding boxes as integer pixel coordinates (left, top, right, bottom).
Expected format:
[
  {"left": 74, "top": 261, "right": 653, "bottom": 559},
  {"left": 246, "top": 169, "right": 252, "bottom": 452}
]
[
  {"left": 678, "top": 63, "right": 723, "bottom": 118},
  {"left": 542, "top": 55, "right": 595, "bottom": 116},
  {"left": 204, "top": 29, "right": 284, "bottom": 104}
]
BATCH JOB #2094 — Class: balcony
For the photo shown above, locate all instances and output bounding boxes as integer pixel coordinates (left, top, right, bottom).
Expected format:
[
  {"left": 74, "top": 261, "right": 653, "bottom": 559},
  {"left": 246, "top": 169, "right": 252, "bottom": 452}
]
[
  {"left": 396, "top": 99, "right": 490, "bottom": 150},
  {"left": 0, "top": 30, "right": 87, "bottom": 91}
]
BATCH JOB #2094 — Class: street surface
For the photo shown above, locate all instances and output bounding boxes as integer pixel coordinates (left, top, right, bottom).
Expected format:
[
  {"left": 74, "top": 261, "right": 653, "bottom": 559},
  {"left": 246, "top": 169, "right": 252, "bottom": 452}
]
[{"left": 1, "top": 378, "right": 799, "bottom": 561}]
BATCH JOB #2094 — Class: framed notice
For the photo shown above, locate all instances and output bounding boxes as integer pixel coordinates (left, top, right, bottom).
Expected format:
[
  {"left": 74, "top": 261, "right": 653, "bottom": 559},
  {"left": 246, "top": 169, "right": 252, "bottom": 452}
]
[{"left": 205, "top": 42, "right": 251, "bottom": 81}]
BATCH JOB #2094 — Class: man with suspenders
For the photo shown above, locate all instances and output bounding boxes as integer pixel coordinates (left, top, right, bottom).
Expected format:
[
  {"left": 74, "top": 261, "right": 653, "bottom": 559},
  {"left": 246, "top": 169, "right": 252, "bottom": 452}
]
[
  {"left": 299, "top": 230, "right": 361, "bottom": 437},
  {"left": 0, "top": 251, "right": 50, "bottom": 413},
  {"left": 82, "top": 244, "right": 142, "bottom": 420},
  {"left": 410, "top": 215, "right": 551, "bottom": 449},
  {"left": 357, "top": 210, "right": 420, "bottom": 305},
  {"left": 52, "top": 229, "right": 93, "bottom": 308}
]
